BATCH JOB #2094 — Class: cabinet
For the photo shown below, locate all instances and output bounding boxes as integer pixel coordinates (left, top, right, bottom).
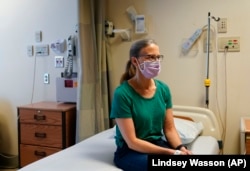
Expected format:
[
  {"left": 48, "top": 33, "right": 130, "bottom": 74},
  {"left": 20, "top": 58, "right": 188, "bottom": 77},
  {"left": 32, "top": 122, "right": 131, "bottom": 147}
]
[
  {"left": 17, "top": 101, "right": 76, "bottom": 167},
  {"left": 240, "top": 117, "right": 250, "bottom": 154}
]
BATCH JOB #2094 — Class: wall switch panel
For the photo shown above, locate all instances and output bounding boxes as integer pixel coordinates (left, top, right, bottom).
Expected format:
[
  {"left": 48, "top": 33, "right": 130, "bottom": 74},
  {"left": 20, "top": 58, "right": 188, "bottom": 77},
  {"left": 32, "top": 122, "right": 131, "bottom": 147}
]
[
  {"left": 27, "top": 45, "right": 33, "bottom": 56},
  {"left": 35, "top": 31, "right": 42, "bottom": 42},
  {"left": 217, "top": 18, "right": 227, "bottom": 33},
  {"left": 218, "top": 37, "right": 240, "bottom": 52}
]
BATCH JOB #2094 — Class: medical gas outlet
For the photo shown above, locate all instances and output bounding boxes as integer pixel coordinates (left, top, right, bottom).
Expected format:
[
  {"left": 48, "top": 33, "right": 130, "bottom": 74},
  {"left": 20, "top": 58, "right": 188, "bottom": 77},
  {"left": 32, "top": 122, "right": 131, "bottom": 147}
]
[
  {"left": 218, "top": 37, "right": 240, "bottom": 52},
  {"left": 55, "top": 56, "right": 64, "bottom": 68}
]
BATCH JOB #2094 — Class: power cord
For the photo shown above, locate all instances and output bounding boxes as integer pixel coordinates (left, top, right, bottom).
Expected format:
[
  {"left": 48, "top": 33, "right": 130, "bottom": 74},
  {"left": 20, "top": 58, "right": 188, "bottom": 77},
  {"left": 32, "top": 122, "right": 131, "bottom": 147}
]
[
  {"left": 222, "top": 45, "right": 228, "bottom": 145},
  {"left": 217, "top": 45, "right": 229, "bottom": 154},
  {"left": 224, "top": 46, "right": 229, "bottom": 52}
]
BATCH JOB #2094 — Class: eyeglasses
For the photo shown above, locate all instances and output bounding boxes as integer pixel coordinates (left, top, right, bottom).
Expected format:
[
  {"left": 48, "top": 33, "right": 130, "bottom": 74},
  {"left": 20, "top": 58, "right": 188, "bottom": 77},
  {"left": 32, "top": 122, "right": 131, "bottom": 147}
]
[{"left": 139, "top": 54, "right": 164, "bottom": 62}]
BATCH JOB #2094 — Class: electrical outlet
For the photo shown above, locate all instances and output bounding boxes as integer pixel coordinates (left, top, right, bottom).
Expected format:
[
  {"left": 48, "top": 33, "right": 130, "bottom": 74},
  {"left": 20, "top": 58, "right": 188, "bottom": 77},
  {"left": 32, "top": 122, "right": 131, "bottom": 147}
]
[
  {"left": 217, "top": 18, "right": 227, "bottom": 33},
  {"left": 44, "top": 73, "right": 49, "bottom": 84},
  {"left": 218, "top": 37, "right": 240, "bottom": 52}
]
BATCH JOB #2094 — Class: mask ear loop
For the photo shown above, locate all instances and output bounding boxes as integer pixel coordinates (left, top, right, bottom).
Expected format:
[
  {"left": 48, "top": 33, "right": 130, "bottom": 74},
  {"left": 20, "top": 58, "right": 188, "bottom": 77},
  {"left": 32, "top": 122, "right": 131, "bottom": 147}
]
[{"left": 134, "top": 57, "right": 145, "bottom": 71}]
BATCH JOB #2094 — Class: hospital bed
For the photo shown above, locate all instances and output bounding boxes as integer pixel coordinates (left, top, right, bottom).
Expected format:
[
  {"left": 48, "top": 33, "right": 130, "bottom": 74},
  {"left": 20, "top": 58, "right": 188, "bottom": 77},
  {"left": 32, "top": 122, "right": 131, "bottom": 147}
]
[{"left": 17, "top": 105, "right": 223, "bottom": 171}]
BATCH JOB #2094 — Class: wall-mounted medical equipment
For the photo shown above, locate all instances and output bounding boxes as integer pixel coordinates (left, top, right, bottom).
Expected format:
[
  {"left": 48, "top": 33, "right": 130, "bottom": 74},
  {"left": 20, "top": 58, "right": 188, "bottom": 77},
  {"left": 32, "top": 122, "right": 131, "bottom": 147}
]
[
  {"left": 113, "top": 29, "right": 131, "bottom": 41},
  {"left": 56, "top": 73, "right": 77, "bottom": 103},
  {"left": 105, "top": 20, "right": 131, "bottom": 41},
  {"left": 204, "top": 12, "right": 220, "bottom": 108},
  {"left": 182, "top": 28, "right": 203, "bottom": 53},
  {"left": 64, "top": 35, "right": 76, "bottom": 78},
  {"left": 51, "top": 39, "right": 66, "bottom": 54},
  {"left": 55, "top": 56, "right": 64, "bottom": 68},
  {"left": 181, "top": 12, "right": 220, "bottom": 107},
  {"left": 217, "top": 36, "right": 240, "bottom": 52},
  {"left": 126, "top": 5, "right": 147, "bottom": 34},
  {"left": 56, "top": 35, "right": 77, "bottom": 103}
]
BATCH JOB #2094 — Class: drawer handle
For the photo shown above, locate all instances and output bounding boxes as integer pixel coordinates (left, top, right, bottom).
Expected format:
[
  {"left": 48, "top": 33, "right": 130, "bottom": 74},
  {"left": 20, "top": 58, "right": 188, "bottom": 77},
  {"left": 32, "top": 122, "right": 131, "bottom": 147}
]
[
  {"left": 34, "top": 115, "right": 46, "bottom": 121},
  {"left": 34, "top": 150, "right": 47, "bottom": 157},
  {"left": 34, "top": 132, "right": 47, "bottom": 138}
]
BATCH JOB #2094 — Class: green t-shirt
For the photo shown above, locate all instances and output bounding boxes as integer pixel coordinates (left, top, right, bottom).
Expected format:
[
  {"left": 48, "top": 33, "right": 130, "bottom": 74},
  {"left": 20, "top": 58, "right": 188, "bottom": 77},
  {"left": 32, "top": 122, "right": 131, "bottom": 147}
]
[{"left": 110, "top": 79, "right": 172, "bottom": 148}]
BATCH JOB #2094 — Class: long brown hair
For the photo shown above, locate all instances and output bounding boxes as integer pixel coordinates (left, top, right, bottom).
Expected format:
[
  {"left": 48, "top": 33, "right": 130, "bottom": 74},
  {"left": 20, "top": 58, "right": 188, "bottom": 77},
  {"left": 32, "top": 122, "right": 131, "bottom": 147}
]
[{"left": 119, "top": 38, "right": 157, "bottom": 84}]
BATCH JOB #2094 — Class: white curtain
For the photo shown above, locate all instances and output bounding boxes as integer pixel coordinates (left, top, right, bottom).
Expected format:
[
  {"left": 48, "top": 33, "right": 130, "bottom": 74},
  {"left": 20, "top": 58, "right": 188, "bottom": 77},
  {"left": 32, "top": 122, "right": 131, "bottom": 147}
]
[{"left": 76, "top": 0, "right": 112, "bottom": 142}]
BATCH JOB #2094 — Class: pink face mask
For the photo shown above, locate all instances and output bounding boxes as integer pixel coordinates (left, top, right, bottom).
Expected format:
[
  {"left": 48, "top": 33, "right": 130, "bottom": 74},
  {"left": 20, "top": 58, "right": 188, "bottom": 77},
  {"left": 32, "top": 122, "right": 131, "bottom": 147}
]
[{"left": 138, "top": 60, "right": 161, "bottom": 79}]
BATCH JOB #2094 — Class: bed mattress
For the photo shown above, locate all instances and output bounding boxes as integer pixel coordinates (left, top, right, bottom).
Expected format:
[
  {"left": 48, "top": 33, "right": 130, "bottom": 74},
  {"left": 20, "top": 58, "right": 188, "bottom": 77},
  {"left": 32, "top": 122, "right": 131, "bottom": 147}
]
[{"left": 18, "top": 128, "right": 219, "bottom": 171}]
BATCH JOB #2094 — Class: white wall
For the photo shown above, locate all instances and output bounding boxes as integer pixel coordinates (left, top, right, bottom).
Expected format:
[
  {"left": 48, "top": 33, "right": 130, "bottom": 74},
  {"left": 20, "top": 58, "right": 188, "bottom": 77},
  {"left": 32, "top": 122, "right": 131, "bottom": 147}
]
[
  {"left": 107, "top": 0, "right": 250, "bottom": 154},
  {"left": 0, "top": 0, "right": 78, "bottom": 155}
]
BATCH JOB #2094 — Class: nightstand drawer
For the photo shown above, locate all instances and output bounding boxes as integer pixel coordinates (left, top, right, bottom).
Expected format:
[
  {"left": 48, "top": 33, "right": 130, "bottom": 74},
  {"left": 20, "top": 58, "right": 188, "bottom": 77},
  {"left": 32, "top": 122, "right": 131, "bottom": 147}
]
[
  {"left": 18, "top": 101, "right": 76, "bottom": 167},
  {"left": 19, "top": 109, "right": 62, "bottom": 125},
  {"left": 20, "top": 144, "right": 60, "bottom": 167},
  {"left": 20, "top": 124, "right": 62, "bottom": 148}
]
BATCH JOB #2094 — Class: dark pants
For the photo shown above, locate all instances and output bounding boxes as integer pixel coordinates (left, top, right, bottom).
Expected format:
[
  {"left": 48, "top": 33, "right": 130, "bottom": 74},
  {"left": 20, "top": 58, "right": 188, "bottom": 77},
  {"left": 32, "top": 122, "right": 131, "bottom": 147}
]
[{"left": 113, "top": 139, "right": 171, "bottom": 171}]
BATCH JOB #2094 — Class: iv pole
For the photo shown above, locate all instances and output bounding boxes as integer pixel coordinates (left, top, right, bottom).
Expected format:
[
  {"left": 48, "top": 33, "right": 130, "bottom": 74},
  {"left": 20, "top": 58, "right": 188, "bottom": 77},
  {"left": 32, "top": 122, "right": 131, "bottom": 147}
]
[{"left": 205, "top": 12, "right": 220, "bottom": 108}]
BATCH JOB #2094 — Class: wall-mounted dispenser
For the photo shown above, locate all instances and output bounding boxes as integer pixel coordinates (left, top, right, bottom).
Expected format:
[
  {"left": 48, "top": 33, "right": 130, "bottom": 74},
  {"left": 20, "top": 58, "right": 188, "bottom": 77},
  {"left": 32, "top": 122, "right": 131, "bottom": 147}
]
[
  {"left": 51, "top": 39, "right": 66, "bottom": 54},
  {"left": 126, "top": 5, "right": 137, "bottom": 23},
  {"left": 135, "top": 15, "right": 146, "bottom": 34}
]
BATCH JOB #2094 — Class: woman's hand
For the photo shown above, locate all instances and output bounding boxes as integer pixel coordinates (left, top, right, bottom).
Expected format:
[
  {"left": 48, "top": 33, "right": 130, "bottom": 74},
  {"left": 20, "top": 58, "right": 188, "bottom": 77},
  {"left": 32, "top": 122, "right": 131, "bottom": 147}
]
[{"left": 180, "top": 146, "right": 192, "bottom": 155}]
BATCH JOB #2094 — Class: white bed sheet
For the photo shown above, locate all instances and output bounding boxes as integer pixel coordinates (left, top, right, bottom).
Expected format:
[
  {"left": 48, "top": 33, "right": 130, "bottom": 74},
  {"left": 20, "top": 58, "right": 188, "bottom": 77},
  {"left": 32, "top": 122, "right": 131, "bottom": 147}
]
[
  {"left": 18, "top": 130, "right": 219, "bottom": 171},
  {"left": 187, "top": 136, "right": 219, "bottom": 154},
  {"left": 18, "top": 105, "right": 222, "bottom": 171},
  {"left": 18, "top": 128, "right": 122, "bottom": 171}
]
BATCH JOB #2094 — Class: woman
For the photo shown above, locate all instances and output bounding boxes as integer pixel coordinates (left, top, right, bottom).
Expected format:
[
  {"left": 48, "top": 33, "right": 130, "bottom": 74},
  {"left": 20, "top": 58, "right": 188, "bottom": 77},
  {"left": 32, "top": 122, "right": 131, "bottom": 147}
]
[{"left": 110, "top": 38, "right": 192, "bottom": 171}]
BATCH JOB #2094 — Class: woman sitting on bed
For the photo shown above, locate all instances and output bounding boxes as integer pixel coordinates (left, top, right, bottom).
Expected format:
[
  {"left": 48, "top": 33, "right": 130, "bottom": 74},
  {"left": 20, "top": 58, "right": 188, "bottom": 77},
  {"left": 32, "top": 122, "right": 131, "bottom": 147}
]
[{"left": 110, "top": 38, "right": 192, "bottom": 171}]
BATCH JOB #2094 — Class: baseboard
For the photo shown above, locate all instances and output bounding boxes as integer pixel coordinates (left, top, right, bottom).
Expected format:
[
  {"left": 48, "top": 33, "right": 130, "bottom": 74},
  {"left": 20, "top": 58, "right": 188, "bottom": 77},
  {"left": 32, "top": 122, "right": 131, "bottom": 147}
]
[{"left": 0, "top": 153, "right": 18, "bottom": 169}]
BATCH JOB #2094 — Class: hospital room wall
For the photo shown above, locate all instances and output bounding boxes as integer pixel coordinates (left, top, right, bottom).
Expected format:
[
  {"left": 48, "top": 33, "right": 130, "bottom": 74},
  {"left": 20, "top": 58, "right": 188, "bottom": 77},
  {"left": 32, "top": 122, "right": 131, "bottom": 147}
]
[
  {"left": 0, "top": 0, "right": 78, "bottom": 156},
  {"left": 106, "top": 0, "right": 250, "bottom": 154}
]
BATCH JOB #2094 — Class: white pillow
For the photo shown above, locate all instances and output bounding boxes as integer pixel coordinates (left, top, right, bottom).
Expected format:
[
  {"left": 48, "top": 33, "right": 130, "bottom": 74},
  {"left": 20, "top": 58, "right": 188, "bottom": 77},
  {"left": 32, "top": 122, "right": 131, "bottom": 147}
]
[{"left": 162, "top": 118, "right": 203, "bottom": 144}]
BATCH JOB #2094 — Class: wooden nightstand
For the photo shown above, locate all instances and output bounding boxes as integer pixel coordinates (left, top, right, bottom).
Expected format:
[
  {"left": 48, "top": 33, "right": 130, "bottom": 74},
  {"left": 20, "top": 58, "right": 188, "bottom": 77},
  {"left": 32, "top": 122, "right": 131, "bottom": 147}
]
[
  {"left": 240, "top": 117, "right": 250, "bottom": 154},
  {"left": 17, "top": 101, "right": 76, "bottom": 167}
]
